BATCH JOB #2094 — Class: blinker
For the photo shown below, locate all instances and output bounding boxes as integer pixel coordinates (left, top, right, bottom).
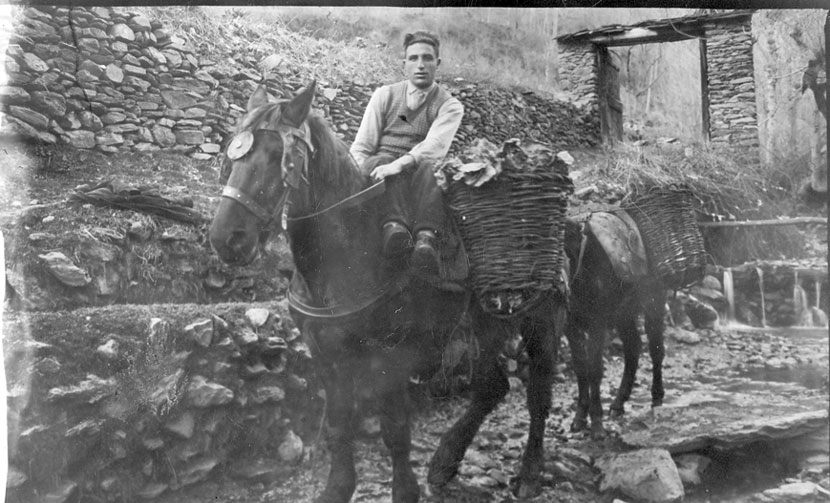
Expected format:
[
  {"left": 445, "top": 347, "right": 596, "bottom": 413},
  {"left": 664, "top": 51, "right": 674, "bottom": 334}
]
[{"left": 227, "top": 130, "right": 254, "bottom": 160}]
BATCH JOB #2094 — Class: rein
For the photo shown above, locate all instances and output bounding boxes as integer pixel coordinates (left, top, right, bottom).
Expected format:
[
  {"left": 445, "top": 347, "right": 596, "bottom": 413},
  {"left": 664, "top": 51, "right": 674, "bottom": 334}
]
[{"left": 286, "top": 180, "right": 385, "bottom": 222}]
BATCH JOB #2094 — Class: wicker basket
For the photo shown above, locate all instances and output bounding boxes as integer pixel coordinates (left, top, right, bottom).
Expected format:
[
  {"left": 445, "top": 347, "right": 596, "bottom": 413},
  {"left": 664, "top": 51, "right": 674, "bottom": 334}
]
[
  {"left": 444, "top": 141, "right": 573, "bottom": 314},
  {"left": 623, "top": 186, "right": 706, "bottom": 289}
]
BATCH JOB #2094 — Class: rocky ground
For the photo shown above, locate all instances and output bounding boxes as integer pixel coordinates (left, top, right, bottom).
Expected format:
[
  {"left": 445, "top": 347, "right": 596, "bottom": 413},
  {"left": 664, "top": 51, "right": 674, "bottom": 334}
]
[
  {"left": 144, "top": 320, "right": 829, "bottom": 503},
  {"left": 2, "top": 138, "right": 827, "bottom": 503}
]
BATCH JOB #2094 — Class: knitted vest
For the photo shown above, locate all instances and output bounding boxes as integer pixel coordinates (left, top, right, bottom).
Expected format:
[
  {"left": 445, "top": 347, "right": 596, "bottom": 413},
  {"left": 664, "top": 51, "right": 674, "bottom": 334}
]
[{"left": 377, "top": 81, "right": 452, "bottom": 158}]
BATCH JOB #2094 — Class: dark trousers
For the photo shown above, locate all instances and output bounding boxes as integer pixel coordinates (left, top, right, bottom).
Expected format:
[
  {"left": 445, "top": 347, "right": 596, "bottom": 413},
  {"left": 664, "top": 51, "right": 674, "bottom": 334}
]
[{"left": 365, "top": 155, "right": 446, "bottom": 234}]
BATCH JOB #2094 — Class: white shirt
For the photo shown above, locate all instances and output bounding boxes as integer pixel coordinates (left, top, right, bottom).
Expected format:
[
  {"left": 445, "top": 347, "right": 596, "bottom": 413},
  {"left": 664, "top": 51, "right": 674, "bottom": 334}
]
[{"left": 350, "top": 80, "right": 464, "bottom": 172}]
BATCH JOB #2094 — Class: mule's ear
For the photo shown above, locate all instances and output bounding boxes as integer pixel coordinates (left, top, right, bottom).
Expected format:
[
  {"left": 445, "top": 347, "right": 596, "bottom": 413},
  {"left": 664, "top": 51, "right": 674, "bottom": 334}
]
[
  {"left": 283, "top": 80, "right": 316, "bottom": 127},
  {"left": 247, "top": 85, "right": 269, "bottom": 111}
]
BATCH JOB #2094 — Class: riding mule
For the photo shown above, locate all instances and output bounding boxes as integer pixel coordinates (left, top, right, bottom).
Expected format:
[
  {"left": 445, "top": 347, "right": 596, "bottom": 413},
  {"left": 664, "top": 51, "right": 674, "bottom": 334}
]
[
  {"left": 563, "top": 215, "right": 667, "bottom": 438},
  {"left": 209, "top": 81, "right": 566, "bottom": 503}
]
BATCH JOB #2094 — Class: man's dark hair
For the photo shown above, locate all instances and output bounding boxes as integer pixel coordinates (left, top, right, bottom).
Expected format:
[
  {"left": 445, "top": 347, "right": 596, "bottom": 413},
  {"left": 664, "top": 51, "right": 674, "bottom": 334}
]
[{"left": 403, "top": 30, "right": 440, "bottom": 58}]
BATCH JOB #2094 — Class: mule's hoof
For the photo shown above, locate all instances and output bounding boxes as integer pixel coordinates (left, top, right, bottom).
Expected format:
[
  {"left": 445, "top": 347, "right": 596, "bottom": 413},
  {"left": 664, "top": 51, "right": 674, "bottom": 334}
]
[
  {"left": 651, "top": 398, "right": 664, "bottom": 408},
  {"left": 427, "top": 462, "right": 458, "bottom": 488},
  {"left": 590, "top": 423, "right": 606, "bottom": 440},
  {"left": 392, "top": 477, "right": 420, "bottom": 503},
  {"left": 608, "top": 406, "right": 625, "bottom": 418},
  {"left": 510, "top": 475, "right": 543, "bottom": 499},
  {"left": 570, "top": 418, "right": 588, "bottom": 433}
]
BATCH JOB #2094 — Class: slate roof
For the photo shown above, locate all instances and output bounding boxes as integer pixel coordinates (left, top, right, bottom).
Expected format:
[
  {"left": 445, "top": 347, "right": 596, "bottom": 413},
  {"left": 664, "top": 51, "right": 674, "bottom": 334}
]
[{"left": 557, "top": 9, "right": 755, "bottom": 45}]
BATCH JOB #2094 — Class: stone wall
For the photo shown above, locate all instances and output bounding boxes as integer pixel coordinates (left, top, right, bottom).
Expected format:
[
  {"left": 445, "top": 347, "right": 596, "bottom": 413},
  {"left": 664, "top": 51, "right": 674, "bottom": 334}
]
[
  {"left": 556, "top": 16, "right": 760, "bottom": 155},
  {"left": 0, "top": 5, "right": 599, "bottom": 158},
  {"left": 703, "top": 20, "right": 759, "bottom": 154},
  {"left": 556, "top": 42, "right": 600, "bottom": 112},
  {"left": 5, "top": 302, "right": 322, "bottom": 503}
]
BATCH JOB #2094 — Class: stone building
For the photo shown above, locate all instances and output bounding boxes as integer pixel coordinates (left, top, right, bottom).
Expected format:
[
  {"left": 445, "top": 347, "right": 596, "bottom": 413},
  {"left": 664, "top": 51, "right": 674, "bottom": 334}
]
[{"left": 557, "top": 10, "right": 758, "bottom": 156}]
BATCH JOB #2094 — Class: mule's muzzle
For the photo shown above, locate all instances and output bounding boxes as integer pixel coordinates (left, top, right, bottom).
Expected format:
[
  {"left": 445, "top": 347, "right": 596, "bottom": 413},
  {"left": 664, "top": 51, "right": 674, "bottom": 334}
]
[{"left": 209, "top": 225, "right": 259, "bottom": 266}]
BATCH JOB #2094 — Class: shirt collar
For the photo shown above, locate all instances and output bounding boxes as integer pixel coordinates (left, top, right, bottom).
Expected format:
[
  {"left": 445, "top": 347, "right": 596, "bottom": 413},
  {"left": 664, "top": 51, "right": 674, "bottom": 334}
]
[{"left": 407, "top": 81, "right": 434, "bottom": 95}]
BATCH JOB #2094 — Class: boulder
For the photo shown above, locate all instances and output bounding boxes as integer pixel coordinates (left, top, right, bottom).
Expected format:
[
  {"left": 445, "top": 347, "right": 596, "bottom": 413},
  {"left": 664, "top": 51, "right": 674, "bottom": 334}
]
[{"left": 596, "top": 448, "right": 683, "bottom": 503}]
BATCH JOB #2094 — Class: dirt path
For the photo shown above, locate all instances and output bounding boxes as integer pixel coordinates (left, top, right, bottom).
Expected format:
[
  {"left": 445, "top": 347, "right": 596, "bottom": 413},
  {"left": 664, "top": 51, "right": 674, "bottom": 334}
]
[{"left": 153, "top": 324, "right": 829, "bottom": 503}]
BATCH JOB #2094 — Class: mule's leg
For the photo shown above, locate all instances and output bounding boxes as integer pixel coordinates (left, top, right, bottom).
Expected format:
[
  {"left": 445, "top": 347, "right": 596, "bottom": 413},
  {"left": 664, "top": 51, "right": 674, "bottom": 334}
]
[
  {"left": 643, "top": 296, "right": 666, "bottom": 407},
  {"left": 609, "top": 314, "right": 640, "bottom": 418},
  {"left": 428, "top": 308, "right": 510, "bottom": 487},
  {"left": 585, "top": 321, "right": 607, "bottom": 439},
  {"left": 316, "top": 358, "right": 358, "bottom": 503},
  {"left": 512, "top": 302, "right": 565, "bottom": 498},
  {"left": 375, "top": 355, "right": 420, "bottom": 503},
  {"left": 565, "top": 317, "right": 591, "bottom": 433}
]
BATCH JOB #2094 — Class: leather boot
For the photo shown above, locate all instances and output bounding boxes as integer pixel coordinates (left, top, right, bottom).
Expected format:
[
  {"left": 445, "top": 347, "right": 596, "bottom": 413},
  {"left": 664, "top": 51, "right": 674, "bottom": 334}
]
[
  {"left": 412, "top": 230, "right": 440, "bottom": 276},
  {"left": 382, "top": 221, "right": 413, "bottom": 257}
]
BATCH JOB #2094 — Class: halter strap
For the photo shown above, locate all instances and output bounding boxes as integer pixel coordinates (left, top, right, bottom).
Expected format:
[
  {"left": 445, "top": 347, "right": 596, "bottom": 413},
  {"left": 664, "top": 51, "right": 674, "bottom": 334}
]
[{"left": 221, "top": 186, "right": 273, "bottom": 222}]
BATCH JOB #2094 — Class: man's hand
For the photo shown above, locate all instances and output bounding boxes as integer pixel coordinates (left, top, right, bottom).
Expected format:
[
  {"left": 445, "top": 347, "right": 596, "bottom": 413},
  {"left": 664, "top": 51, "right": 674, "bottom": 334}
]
[
  {"left": 370, "top": 162, "right": 405, "bottom": 182},
  {"left": 370, "top": 155, "right": 415, "bottom": 182}
]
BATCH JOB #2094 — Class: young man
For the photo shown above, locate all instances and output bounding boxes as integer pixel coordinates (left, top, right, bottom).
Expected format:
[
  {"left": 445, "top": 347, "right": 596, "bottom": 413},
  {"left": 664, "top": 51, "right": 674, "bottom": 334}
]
[{"left": 350, "top": 30, "right": 464, "bottom": 276}]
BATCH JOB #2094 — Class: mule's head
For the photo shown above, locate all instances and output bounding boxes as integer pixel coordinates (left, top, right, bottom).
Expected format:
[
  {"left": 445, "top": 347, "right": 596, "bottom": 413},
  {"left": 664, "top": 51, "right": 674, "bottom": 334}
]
[{"left": 209, "top": 81, "right": 316, "bottom": 265}]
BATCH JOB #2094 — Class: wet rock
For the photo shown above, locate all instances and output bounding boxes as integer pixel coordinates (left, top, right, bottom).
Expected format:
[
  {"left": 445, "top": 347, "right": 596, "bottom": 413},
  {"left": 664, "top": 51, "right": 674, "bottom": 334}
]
[
  {"left": 136, "top": 483, "right": 167, "bottom": 499},
  {"left": 65, "top": 418, "right": 103, "bottom": 438},
  {"left": 683, "top": 294, "right": 719, "bottom": 329},
  {"left": 762, "top": 481, "right": 822, "bottom": 500},
  {"left": 231, "top": 457, "right": 286, "bottom": 482},
  {"left": 96, "top": 339, "right": 119, "bottom": 359},
  {"left": 38, "top": 251, "right": 91, "bottom": 287},
  {"left": 469, "top": 475, "right": 500, "bottom": 487},
  {"left": 278, "top": 430, "right": 304, "bottom": 462},
  {"left": 464, "top": 449, "right": 499, "bottom": 470},
  {"left": 668, "top": 327, "right": 701, "bottom": 345},
  {"left": 186, "top": 375, "right": 233, "bottom": 407},
  {"left": 596, "top": 448, "right": 684, "bottom": 503},
  {"left": 47, "top": 374, "right": 116, "bottom": 403},
  {"left": 42, "top": 481, "right": 78, "bottom": 503},
  {"left": 251, "top": 384, "right": 285, "bottom": 404},
  {"left": 674, "top": 453, "right": 710, "bottom": 485},
  {"left": 7, "top": 465, "right": 28, "bottom": 488},
  {"left": 246, "top": 307, "right": 271, "bottom": 328},
  {"left": 180, "top": 457, "right": 219, "bottom": 487},
  {"left": 100, "top": 477, "right": 119, "bottom": 492},
  {"left": 237, "top": 328, "right": 259, "bottom": 346},
  {"left": 36, "top": 356, "right": 61, "bottom": 374},
  {"left": 184, "top": 318, "right": 213, "bottom": 347},
  {"left": 164, "top": 412, "right": 195, "bottom": 439}
]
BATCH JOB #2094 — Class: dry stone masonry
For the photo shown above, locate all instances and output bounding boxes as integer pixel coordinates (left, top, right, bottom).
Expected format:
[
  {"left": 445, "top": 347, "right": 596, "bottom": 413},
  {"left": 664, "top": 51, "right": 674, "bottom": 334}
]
[
  {"left": 702, "top": 20, "right": 759, "bottom": 153},
  {"left": 0, "top": 5, "right": 598, "bottom": 158},
  {"left": 556, "top": 12, "right": 760, "bottom": 157},
  {"left": 5, "top": 301, "right": 321, "bottom": 503}
]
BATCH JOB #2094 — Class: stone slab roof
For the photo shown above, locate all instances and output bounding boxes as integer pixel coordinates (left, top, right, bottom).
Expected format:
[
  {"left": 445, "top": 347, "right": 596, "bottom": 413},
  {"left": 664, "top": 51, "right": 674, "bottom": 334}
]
[{"left": 557, "top": 9, "right": 755, "bottom": 46}]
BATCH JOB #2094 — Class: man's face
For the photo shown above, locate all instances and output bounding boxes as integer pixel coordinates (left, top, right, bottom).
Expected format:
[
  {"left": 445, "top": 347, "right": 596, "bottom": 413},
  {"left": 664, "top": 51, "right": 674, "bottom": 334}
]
[{"left": 404, "top": 42, "right": 440, "bottom": 89}]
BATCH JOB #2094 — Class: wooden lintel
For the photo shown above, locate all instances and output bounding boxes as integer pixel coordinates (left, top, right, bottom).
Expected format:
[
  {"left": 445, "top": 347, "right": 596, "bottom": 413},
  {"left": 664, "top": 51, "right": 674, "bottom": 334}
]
[{"left": 698, "top": 217, "right": 827, "bottom": 228}]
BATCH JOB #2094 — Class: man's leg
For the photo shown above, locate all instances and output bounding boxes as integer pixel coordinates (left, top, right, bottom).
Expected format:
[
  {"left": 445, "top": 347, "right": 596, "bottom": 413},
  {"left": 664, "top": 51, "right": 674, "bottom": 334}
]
[
  {"left": 365, "top": 155, "right": 413, "bottom": 257},
  {"left": 411, "top": 162, "right": 444, "bottom": 275}
]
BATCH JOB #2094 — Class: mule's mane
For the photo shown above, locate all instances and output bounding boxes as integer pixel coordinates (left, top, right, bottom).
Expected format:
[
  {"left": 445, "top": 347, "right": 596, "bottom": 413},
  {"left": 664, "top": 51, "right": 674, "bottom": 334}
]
[{"left": 305, "top": 112, "right": 366, "bottom": 195}]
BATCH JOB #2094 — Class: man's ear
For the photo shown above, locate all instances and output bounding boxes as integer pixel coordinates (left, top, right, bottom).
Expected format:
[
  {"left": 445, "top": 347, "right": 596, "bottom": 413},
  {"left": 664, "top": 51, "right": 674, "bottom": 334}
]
[{"left": 436, "top": 57, "right": 441, "bottom": 67}]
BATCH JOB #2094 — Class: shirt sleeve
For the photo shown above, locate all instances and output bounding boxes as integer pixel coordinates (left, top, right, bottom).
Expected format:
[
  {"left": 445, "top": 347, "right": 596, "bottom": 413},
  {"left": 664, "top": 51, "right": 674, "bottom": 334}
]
[
  {"left": 349, "top": 86, "right": 387, "bottom": 171},
  {"left": 408, "top": 97, "right": 464, "bottom": 167}
]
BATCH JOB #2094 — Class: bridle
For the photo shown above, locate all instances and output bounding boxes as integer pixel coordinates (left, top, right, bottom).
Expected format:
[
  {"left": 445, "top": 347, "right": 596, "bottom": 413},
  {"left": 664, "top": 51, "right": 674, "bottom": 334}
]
[
  {"left": 221, "top": 120, "right": 385, "bottom": 227},
  {"left": 220, "top": 121, "right": 315, "bottom": 228}
]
